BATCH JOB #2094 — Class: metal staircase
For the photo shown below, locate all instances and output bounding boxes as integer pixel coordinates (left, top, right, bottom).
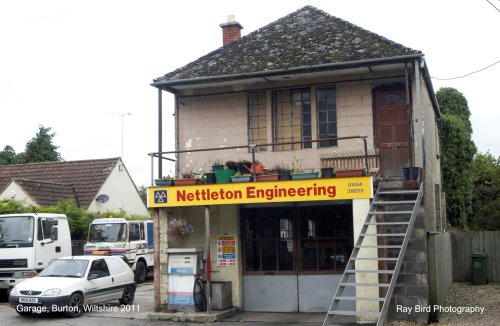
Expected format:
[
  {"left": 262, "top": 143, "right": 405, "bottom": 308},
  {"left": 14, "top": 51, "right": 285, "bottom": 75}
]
[{"left": 323, "top": 181, "right": 423, "bottom": 326}]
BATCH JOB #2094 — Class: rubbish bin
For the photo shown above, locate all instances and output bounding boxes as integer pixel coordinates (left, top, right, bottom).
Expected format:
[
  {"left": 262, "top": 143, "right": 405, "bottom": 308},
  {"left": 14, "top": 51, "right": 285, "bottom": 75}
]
[{"left": 471, "top": 252, "right": 488, "bottom": 285}]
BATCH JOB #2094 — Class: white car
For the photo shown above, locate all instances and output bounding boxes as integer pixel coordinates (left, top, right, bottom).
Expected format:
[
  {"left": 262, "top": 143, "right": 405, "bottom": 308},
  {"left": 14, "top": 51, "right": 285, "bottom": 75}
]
[{"left": 8, "top": 255, "right": 136, "bottom": 318}]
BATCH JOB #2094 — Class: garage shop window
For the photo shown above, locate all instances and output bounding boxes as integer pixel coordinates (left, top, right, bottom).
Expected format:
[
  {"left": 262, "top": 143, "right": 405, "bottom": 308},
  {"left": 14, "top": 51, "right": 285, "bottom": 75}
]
[
  {"left": 272, "top": 88, "right": 311, "bottom": 151},
  {"left": 241, "top": 204, "right": 353, "bottom": 274}
]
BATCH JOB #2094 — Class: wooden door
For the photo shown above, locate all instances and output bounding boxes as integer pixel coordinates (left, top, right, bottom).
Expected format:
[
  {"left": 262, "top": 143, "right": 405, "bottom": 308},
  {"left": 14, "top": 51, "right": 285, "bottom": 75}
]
[{"left": 375, "top": 88, "right": 409, "bottom": 178}]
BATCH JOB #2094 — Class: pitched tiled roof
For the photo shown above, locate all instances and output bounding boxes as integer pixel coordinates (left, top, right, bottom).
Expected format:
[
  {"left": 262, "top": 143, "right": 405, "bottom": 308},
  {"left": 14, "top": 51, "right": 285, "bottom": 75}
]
[
  {"left": 0, "top": 158, "right": 119, "bottom": 208},
  {"left": 154, "top": 6, "right": 421, "bottom": 83},
  {"left": 13, "top": 178, "right": 78, "bottom": 207}
]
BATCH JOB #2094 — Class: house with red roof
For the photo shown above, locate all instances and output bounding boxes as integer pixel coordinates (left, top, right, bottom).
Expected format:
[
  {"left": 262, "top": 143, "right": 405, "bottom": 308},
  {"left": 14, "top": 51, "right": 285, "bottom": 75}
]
[{"left": 0, "top": 157, "right": 147, "bottom": 215}]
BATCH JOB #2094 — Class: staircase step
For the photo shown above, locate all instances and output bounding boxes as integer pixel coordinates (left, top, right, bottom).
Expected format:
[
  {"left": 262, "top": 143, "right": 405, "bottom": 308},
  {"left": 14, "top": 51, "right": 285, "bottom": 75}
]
[
  {"left": 340, "top": 282, "right": 390, "bottom": 287},
  {"left": 335, "top": 296, "right": 385, "bottom": 301},
  {"left": 346, "top": 269, "right": 394, "bottom": 274},
  {"left": 360, "top": 233, "right": 406, "bottom": 237},
  {"left": 372, "top": 200, "right": 416, "bottom": 205},
  {"left": 365, "top": 222, "right": 410, "bottom": 225},
  {"left": 329, "top": 310, "right": 381, "bottom": 317},
  {"left": 378, "top": 190, "right": 419, "bottom": 195},
  {"left": 355, "top": 245, "right": 402, "bottom": 249},
  {"left": 352, "top": 257, "right": 398, "bottom": 261},
  {"left": 369, "top": 211, "right": 413, "bottom": 215}
]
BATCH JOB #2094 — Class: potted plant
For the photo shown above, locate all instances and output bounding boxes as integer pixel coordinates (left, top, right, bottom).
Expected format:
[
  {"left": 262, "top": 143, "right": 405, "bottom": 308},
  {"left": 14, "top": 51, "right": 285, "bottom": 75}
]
[
  {"left": 168, "top": 216, "right": 193, "bottom": 240},
  {"left": 155, "top": 175, "right": 174, "bottom": 186},
  {"left": 320, "top": 167, "right": 335, "bottom": 178},
  {"left": 237, "top": 159, "right": 252, "bottom": 175},
  {"left": 174, "top": 172, "right": 201, "bottom": 185},
  {"left": 335, "top": 168, "right": 365, "bottom": 177},
  {"left": 256, "top": 165, "right": 279, "bottom": 182},
  {"left": 225, "top": 160, "right": 239, "bottom": 173},
  {"left": 214, "top": 168, "right": 236, "bottom": 183},
  {"left": 231, "top": 172, "right": 253, "bottom": 183},
  {"left": 211, "top": 159, "right": 224, "bottom": 171},
  {"left": 290, "top": 170, "right": 319, "bottom": 180}
]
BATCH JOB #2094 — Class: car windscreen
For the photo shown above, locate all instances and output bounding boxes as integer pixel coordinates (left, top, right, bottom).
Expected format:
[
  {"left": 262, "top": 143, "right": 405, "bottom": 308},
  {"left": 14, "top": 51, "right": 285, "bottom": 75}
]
[
  {"left": 88, "top": 223, "right": 127, "bottom": 242},
  {"left": 39, "top": 259, "right": 89, "bottom": 278},
  {"left": 0, "top": 216, "right": 34, "bottom": 248}
]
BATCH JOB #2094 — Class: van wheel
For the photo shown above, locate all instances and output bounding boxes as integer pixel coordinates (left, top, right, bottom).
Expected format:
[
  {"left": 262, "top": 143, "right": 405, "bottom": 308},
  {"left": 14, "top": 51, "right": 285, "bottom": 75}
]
[
  {"left": 65, "top": 293, "right": 83, "bottom": 318},
  {"left": 134, "top": 261, "right": 146, "bottom": 283},
  {"left": 119, "top": 285, "right": 136, "bottom": 305}
]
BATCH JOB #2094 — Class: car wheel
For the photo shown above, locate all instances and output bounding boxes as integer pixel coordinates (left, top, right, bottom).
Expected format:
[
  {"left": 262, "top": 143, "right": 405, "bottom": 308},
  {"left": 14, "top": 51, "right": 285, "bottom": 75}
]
[
  {"left": 119, "top": 285, "right": 135, "bottom": 305},
  {"left": 134, "top": 260, "right": 146, "bottom": 283},
  {"left": 65, "top": 293, "right": 83, "bottom": 318}
]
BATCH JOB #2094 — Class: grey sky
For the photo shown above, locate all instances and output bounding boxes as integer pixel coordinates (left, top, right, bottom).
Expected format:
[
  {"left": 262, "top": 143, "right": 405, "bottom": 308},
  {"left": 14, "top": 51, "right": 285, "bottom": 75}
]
[{"left": 1, "top": 0, "right": 498, "bottom": 187}]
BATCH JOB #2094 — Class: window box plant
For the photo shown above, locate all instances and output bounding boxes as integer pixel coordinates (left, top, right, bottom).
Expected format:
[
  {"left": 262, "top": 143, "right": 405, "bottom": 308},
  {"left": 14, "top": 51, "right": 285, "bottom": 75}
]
[
  {"left": 290, "top": 172, "right": 319, "bottom": 180},
  {"left": 211, "top": 159, "right": 224, "bottom": 171},
  {"left": 155, "top": 175, "right": 174, "bottom": 186},
  {"left": 231, "top": 173, "right": 253, "bottom": 183},
  {"left": 174, "top": 172, "right": 201, "bottom": 185},
  {"left": 335, "top": 169, "right": 364, "bottom": 177},
  {"left": 214, "top": 169, "right": 235, "bottom": 183},
  {"left": 255, "top": 174, "right": 279, "bottom": 182}
]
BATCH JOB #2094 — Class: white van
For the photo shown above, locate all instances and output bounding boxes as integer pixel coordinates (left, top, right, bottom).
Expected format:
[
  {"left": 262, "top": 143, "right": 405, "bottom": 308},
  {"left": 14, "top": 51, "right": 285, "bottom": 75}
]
[{"left": 0, "top": 213, "right": 72, "bottom": 290}]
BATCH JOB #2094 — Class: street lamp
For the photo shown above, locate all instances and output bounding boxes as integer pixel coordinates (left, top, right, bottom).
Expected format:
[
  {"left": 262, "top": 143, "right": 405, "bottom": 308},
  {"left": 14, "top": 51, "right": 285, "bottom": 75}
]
[{"left": 120, "top": 113, "right": 132, "bottom": 160}]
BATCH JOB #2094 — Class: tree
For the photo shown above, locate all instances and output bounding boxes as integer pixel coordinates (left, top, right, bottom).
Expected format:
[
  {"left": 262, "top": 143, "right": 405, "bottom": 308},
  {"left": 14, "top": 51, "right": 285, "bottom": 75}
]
[
  {"left": 436, "top": 87, "right": 472, "bottom": 132},
  {"left": 18, "top": 125, "right": 62, "bottom": 163},
  {"left": 0, "top": 145, "right": 17, "bottom": 165},
  {"left": 436, "top": 88, "right": 476, "bottom": 228},
  {"left": 470, "top": 152, "right": 500, "bottom": 230}
]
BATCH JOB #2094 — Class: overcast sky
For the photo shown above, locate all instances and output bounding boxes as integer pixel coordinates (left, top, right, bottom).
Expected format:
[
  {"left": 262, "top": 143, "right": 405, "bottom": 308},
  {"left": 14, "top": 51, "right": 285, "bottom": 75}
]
[{"left": 1, "top": 0, "right": 499, "bottom": 187}]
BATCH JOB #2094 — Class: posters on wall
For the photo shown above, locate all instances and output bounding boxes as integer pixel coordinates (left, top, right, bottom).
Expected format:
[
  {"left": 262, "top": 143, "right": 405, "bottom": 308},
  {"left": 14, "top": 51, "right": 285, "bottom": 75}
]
[{"left": 217, "top": 235, "right": 236, "bottom": 267}]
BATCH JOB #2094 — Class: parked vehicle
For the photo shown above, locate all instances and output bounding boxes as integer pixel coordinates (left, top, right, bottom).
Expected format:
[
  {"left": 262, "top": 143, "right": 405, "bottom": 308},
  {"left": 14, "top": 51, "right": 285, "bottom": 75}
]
[
  {"left": 83, "top": 218, "right": 154, "bottom": 283},
  {"left": 8, "top": 255, "right": 136, "bottom": 317},
  {"left": 0, "top": 213, "right": 72, "bottom": 291}
]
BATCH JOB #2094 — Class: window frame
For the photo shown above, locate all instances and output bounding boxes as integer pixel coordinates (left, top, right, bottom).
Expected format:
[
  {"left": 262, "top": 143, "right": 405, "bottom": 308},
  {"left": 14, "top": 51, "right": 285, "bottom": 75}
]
[{"left": 316, "top": 86, "right": 338, "bottom": 148}]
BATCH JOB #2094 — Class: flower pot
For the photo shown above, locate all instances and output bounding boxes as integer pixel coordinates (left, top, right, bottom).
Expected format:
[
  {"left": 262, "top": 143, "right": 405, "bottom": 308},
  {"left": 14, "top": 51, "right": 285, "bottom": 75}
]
[
  {"left": 321, "top": 167, "right": 335, "bottom": 178},
  {"left": 291, "top": 172, "right": 319, "bottom": 180},
  {"left": 256, "top": 174, "right": 279, "bottom": 182},
  {"left": 173, "top": 178, "right": 201, "bottom": 186},
  {"left": 214, "top": 169, "right": 235, "bottom": 183},
  {"left": 212, "top": 164, "right": 224, "bottom": 171},
  {"left": 335, "top": 169, "right": 364, "bottom": 177},
  {"left": 403, "top": 167, "right": 420, "bottom": 181},
  {"left": 205, "top": 172, "right": 216, "bottom": 184},
  {"left": 231, "top": 175, "right": 253, "bottom": 183},
  {"left": 155, "top": 179, "right": 174, "bottom": 186},
  {"left": 279, "top": 170, "right": 291, "bottom": 180}
]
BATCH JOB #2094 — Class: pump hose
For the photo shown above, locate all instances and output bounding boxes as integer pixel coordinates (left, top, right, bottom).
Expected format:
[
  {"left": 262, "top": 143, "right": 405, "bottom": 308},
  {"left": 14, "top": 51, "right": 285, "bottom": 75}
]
[{"left": 193, "top": 275, "right": 207, "bottom": 311}]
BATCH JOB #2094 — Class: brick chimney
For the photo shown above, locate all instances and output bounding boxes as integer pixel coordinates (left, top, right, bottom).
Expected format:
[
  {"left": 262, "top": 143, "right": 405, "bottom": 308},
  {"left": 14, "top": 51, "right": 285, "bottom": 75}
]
[{"left": 219, "top": 15, "right": 243, "bottom": 46}]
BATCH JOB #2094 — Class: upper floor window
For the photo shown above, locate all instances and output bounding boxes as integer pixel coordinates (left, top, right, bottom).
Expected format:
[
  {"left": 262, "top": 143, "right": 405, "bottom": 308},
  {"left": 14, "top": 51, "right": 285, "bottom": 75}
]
[
  {"left": 248, "top": 92, "right": 268, "bottom": 151},
  {"left": 272, "top": 89, "right": 311, "bottom": 151},
  {"left": 317, "top": 86, "right": 337, "bottom": 148}
]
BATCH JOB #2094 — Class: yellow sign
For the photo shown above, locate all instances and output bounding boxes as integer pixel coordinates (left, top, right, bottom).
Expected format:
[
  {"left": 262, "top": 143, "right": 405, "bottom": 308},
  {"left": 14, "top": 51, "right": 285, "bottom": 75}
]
[{"left": 148, "top": 176, "right": 372, "bottom": 207}]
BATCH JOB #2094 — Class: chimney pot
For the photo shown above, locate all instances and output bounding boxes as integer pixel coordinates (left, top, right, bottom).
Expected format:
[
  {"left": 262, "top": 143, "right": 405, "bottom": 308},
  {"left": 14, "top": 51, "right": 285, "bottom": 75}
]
[{"left": 219, "top": 15, "right": 243, "bottom": 46}]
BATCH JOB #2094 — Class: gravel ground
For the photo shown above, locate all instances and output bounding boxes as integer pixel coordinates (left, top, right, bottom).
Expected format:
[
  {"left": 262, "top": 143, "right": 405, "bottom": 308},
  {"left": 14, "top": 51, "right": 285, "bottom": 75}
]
[{"left": 388, "top": 282, "right": 500, "bottom": 326}]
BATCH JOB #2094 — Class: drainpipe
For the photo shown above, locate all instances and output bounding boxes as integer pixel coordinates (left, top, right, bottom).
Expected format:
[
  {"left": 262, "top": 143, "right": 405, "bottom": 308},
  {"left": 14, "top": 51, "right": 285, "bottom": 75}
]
[
  {"left": 175, "top": 96, "right": 180, "bottom": 177},
  {"left": 158, "top": 89, "right": 163, "bottom": 179},
  {"left": 414, "top": 60, "right": 424, "bottom": 168}
]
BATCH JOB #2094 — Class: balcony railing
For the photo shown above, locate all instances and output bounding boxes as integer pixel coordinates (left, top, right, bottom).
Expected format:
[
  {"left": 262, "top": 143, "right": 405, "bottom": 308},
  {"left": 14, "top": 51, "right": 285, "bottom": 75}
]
[{"left": 148, "top": 135, "right": 370, "bottom": 186}]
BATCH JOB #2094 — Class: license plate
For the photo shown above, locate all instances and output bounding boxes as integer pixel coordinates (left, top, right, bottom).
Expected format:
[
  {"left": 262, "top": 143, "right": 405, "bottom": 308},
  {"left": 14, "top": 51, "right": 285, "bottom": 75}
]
[{"left": 19, "top": 297, "right": 38, "bottom": 303}]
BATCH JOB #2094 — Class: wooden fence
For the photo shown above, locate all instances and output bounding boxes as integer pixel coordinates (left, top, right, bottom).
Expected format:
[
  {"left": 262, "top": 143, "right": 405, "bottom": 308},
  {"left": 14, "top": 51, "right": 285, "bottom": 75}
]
[{"left": 451, "top": 231, "right": 500, "bottom": 283}]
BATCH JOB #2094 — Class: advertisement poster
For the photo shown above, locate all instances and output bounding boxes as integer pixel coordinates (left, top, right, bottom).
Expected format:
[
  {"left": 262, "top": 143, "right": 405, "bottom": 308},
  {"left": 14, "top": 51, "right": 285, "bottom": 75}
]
[{"left": 217, "top": 235, "right": 237, "bottom": 267}]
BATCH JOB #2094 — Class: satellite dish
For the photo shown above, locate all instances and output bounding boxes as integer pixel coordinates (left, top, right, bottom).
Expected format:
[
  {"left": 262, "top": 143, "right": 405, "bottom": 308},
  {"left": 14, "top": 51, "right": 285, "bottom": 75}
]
[{"left": 95, "top": 194, "right": 109, "bottom": 203}]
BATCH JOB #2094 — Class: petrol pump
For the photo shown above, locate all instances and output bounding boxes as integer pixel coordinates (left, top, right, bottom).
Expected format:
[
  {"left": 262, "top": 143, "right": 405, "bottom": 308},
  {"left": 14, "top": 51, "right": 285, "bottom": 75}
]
[{"left": 166, "top": 248, "right": 205, "bottom": 312}]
